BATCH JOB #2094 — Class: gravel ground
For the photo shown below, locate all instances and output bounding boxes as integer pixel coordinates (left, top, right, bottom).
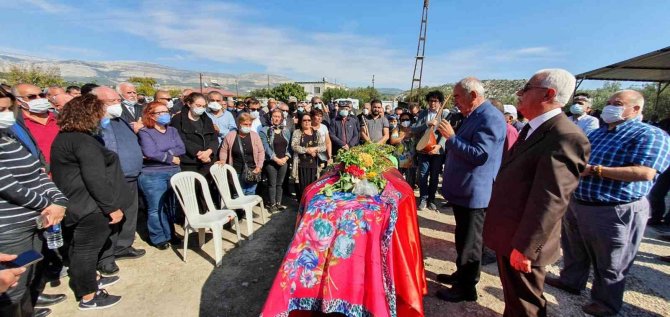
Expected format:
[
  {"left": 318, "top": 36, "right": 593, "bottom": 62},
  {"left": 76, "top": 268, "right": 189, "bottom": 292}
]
[{"left": 44, "top": 193, "right": 670, "bottom": 317}]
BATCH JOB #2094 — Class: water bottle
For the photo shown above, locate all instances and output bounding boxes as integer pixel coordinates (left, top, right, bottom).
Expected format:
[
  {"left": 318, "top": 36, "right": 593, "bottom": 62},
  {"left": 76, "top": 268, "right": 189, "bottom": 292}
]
[{"left": 44, "top": 223, "right": 64, "bottom": 249}]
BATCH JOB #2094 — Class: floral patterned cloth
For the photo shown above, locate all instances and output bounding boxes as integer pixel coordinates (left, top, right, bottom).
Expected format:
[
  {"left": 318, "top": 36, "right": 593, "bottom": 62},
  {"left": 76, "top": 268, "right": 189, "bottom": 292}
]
[{"left": 261, "top": 171, "right": 412, "bottom": 317}]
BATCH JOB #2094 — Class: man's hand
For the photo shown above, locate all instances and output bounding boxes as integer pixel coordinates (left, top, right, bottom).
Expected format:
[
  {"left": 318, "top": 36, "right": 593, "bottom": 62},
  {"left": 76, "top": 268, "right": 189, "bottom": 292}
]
[
  {"left": 342, "top": 144, "right": 349, "bottom": 150},
  {"left": 581, "top": 164, "right": 592, "bottom": 177},
  {"left": 437, "top": 119, "right": 455, "bottom": 139},
  {"left": 429, "top": 145, "right": 441, "bottom": 155},
  {"left": 510, "top": 249, "right": 532, "bottom": 273},
  {"left": 132, "top": 119, "right": 144, "bottom": 134},
  {"left": 40, "top": 204, "right": 66, "bottom": 227},
  {"left": 253, "top": 166, "right": 262, "bottom": 174},
  {"left": 0, "top": 254, "right": 25, "bottom": 292},
  {"left": 108, "top": 209, "right": 124, "bottom": 224},
  {"left": 172, "top": 156, "right": 181, "bottom": 165},
  {"left": 427, "top": 119, "right": 438, "bottom": 127}
]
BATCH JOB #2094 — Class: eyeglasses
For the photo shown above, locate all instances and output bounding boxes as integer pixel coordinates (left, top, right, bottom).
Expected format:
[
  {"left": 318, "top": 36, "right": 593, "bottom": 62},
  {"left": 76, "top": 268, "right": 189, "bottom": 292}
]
[
  {"left": 519, "top": 83, "right": 548, "bottom": 94},
  {"left": 21, "top": 93, "right": 46, "bottom": 100},
  {"left": 428, "top": 99, "right": 440, "bottom": 103}
]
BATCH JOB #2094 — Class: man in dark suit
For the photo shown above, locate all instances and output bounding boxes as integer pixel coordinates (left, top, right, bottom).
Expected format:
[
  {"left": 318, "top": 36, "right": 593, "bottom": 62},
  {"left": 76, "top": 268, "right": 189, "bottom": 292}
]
[
  {"left": 329, "top": 101, "right": 359, "bottom": 155},
  {"left": 434, "top": 78, "right": 507, "bottom": 302},
  {"left": 117, "top": 82, "right": 143, "bottom": 133},
  {"left": 483, "top": 69, "right": 590, "bottom": 317}
]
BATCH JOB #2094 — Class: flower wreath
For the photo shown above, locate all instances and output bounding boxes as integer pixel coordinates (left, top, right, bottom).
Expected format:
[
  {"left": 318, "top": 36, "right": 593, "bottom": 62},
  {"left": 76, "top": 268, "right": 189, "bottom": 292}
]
[{"left": 320, "top": 143, "right": 396, "bottom": 196}]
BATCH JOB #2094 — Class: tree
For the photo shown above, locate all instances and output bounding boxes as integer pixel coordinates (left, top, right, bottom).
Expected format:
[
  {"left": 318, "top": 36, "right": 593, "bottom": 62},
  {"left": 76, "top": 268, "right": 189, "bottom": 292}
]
[
  {"left": 270, "top": 83, "right": 307, "bottom": 103},
  {"left": 7, "top": 65, "right": 65, "bottom": 87},
  {"left": 249, "top": 88, "right": 273, "bottom": 98},
  {"left": 322, "top": 87, "right": 350, "bottom": 101},
  {"left": 349, "top": 86, "right": 381, "bottom": 104},
  {"left": 128, "top": 77, "right": 157, "bottom": 97}
]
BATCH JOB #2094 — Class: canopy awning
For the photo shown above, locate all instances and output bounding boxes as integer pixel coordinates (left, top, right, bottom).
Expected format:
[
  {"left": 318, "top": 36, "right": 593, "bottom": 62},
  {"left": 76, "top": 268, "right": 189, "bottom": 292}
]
[{"left": 576, "top": 46, "right": 670, "bottom": 82}]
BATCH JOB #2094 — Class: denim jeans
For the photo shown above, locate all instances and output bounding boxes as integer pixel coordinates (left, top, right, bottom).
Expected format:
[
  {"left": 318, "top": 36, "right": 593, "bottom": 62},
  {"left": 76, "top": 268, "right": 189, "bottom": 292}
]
[
  {"left": 237, "top": 174, "right": 258, "bottom": 196},
  {"left": 417, "top": 153, "right": 445, "bottom": 203},
  {"left": 139, "top": 171, "right": 177, "bottom": 245},
  {"left": 264, "top": 161, "right": 288, "bottom": 205}
]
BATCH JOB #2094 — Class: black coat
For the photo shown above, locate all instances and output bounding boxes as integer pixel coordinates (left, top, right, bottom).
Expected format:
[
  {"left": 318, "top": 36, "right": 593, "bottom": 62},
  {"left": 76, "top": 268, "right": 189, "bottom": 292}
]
[
  {"left": 170, "top": 110, "right": 219, "bottom": 174},
  {"left": 50, "top": 131, "right": 132, "bottom": 226}
]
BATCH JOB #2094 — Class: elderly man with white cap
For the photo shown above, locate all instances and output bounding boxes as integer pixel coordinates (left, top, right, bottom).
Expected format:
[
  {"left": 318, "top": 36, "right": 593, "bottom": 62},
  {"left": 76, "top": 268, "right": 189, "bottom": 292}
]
[{"left": 503, "top": 104, "right": 525, "bottom": 132}]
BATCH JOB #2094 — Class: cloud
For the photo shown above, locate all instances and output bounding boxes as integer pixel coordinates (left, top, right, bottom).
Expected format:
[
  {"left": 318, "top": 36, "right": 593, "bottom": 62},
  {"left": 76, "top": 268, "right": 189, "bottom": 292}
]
[
  {"left": 45, "top": 46, "right": 103, "bottom": 58},
  {"left": 21, "top": 0, "right": 72, "bottom": 13}
]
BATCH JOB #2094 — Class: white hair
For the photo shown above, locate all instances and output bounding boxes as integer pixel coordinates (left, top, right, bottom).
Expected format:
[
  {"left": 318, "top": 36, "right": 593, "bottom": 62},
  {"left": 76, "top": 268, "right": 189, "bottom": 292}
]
[
  {"left": 534, "top": 68, "right": 576, "bottom": 106},
  {"left": 116, "top": 82, "right": 135, "bottom": 94},
  {"left": 457, "top": 77, "right": 485, "bottom": 97},
  {"left": 615, "top": 89, "right": 645, "bottom": 110}
]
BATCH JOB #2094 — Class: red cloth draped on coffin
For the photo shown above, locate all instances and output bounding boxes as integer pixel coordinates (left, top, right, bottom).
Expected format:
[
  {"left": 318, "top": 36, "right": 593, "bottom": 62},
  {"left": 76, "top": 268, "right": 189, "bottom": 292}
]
[{"left": 260, "top": 168, "right": 426, "bottom": 317}]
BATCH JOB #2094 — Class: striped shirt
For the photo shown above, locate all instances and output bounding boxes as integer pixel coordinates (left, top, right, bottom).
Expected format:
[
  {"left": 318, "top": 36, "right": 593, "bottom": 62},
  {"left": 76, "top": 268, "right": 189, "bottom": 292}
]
[
  {"left": 574, "top": 120, "right": 670, "bottom": 203},
  {"left": 0, "top": 135, "right": 67, "bottom": 232}
]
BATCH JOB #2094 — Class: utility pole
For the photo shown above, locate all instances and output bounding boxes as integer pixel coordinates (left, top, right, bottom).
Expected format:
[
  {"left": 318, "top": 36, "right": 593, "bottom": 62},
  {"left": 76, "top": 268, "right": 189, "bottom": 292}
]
[
  {"left": 235, "top": 79, "right": 239, "bottom": 97},
  {"left": 409, "top": 0, "right": 429, "bottom": 103},
  {"left": 267, "top": 74, "right": 270, "bottom": 89},
  {"left": 199, "top": 73, "right": 203, "bottom": 93},
  {"left": 372, "top": 74, "right": 375, "bottom": 89}
]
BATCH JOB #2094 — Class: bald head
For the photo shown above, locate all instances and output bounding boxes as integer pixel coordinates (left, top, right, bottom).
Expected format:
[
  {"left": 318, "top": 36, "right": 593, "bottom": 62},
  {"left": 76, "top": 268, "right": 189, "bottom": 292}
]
[
  {"left": 52, "top": 94, "right": 73, "bottom": 111},
  {"left": 91, "top": 86, "right": 122, "bottom": 106},
  {"left": 609, "top": 89, "right": 644, "bottom": 110}
]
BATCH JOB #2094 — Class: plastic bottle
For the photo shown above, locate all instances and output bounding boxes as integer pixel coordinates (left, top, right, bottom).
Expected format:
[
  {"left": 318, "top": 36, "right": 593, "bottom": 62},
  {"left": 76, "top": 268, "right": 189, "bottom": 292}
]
[{"left": 44, "top": 223, "right": 64, "bottom": 249}]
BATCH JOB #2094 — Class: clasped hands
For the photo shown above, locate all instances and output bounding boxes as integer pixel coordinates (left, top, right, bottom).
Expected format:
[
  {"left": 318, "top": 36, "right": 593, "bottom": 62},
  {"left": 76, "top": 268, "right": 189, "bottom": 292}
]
[{"left": 196, "top": 149, "right": 213, "bottom": 163}]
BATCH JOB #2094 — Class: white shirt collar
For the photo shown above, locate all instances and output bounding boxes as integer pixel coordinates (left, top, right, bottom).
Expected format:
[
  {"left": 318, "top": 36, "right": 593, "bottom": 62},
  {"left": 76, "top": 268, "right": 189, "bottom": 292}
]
[{"left": 526, "top": 108, "right": 562, "bottom": 139}]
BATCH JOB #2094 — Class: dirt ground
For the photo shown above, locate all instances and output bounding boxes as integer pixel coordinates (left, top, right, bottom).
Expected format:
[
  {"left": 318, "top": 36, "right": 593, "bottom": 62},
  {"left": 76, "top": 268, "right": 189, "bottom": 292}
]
[{"left": 46, "top": 193, "right": 670, "bottom": 317}]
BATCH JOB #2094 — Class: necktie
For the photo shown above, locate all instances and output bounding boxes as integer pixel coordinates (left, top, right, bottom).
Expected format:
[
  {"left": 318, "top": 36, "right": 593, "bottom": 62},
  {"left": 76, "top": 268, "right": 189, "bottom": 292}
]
[{"left": 517, "top": 124, "right": 531, "bottom": 143}]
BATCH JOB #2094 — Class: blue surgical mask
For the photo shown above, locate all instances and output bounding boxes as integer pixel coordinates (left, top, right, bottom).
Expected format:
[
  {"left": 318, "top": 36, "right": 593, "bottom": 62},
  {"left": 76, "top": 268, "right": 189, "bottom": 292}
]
[
  {"left": 156, "top": 113, "right": 171, "bottom": 126},
  {"left": 339, "top": 110, "right": 349, "bottom": 117},
  {"left": 100, "top": 117, "right": 111, "bottom": 129},
  {"left": 569, "top": 104, "right": 584, "bottom": 115}
]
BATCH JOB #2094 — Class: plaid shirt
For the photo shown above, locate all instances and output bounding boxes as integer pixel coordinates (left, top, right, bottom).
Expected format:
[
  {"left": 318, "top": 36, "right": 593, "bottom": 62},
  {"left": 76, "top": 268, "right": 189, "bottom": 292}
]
[{"left": 574, "top": 119, "right": 670, "bottom": 203}]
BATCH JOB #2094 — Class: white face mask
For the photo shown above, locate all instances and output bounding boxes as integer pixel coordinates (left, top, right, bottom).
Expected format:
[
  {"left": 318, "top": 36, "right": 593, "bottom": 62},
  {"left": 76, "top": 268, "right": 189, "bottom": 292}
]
[
  {"left": 250, "top": 110, "right": 259, "bottom": 118},
  {"left": 569, "top": 104, "right": 584, "bottom": 115},
  {"left": 106, "top": 103, "right": 123, "bottom": 118},
  {"left": 339, "top": 110, "right": 349, "bottom": 117},
  {"left": 0, "top": 111, "right": 16, "bottom": 129},
  {"left": 166, "top": 100, "right": 174, "bottom": 109},
  {"left": 401, "top": 121, "right": 411, "bottom": 128},
  {"left": 208, "top": 102, "right": 222, "bottom": 111},
  {"left": 122, "top": 99, "right": 136, "bottom": 107},
  {"left": 600, "top": 105, "right": 627, "bottom": 124},
  {"left": 191, "top": 107, "right": 206, "bottom": 116},
  {"left": 363, "top": 109, "right": 370, "bottom": 115},
  {"left": 240, "top": 127, "right": 251, "bottom": 134},
  {"left": 25, "top": 98, "right": 51, "bottom": 113}
]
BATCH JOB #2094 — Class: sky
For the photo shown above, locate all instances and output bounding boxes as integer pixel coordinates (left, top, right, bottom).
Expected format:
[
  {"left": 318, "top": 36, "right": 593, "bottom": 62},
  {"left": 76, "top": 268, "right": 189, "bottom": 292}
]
[{"left": 1, "top": 0, "right": 669, "bottom": 89}]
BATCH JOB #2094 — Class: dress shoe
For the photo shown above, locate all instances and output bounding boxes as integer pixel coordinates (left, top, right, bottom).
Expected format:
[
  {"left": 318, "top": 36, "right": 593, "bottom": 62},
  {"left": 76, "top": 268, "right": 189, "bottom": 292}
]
[
  {"left": 659, "top": 255, "right": 670, "bottom": 263},
  {"left": 545, "top": 276, "right": 581, "bottom": 295},
  {"left": 155, "top": 241, "right": 171, "bottom": 250},
  {"left": 114, "top": 247, "right": 146, "bottom": 260},
  {"left": 33, "top": 308, "right": 51, "bottom": 317},
  {"left": 582, "top": 301, "right": 617, "bottom": 316},
  {"left": 435, "top": 286, "right": 477, "bottom": 302},
  {"left": 436, "top": 273, "right": 458, "bottom": 285},
  {"left": 97, "top": 262, "right": 120, "bottom": 276},
  {"left": 36, "top": 294, "right": 66, "bottom": 307}
]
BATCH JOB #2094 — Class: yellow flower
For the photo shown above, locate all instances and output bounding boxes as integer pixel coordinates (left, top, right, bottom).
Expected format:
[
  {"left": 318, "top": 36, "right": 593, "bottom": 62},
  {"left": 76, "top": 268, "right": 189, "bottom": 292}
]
[
  {"left": 358, "top": 153, "right": 374, "bottom": 168},
  {"left": 366, "top": 171, "right": 377, "bottom": 178}
]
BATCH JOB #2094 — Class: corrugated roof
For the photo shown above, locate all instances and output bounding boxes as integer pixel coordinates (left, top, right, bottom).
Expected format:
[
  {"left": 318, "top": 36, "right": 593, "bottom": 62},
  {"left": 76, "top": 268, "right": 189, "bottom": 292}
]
[{"left": 576, "top": 46, "right": 670, "bottom": 82}]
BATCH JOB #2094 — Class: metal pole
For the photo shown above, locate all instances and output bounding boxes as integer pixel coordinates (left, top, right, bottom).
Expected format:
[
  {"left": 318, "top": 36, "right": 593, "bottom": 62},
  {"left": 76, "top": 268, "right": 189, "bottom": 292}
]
[
  {"left": 372, "top": 74, "right": 375, "bottom": 89},
  {"left": 199, "top": 73, "right": 203, "bottom": 93}
]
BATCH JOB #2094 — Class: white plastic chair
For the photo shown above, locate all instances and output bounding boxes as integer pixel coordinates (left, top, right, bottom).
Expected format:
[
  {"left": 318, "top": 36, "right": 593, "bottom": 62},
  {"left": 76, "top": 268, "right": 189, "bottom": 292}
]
[
  {"left": 210, "top": 164, "right": 266, "bottom": 239},
  {"left": 170, "top": 171, "right": 241, "bottom": 267}
]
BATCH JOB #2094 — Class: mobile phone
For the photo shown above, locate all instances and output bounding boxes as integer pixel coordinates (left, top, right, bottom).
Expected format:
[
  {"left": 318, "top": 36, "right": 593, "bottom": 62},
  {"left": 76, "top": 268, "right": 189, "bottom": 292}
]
[{"left": 0, "top": 250, "right": 43, "bottom": 269}]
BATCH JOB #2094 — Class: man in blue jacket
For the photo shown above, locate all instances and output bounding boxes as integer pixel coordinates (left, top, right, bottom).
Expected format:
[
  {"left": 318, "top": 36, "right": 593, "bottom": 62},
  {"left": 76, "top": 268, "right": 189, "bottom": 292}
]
[
  {"left": 92, "top": 86, "right": 146, "bottom": 275},
  {"left": 329, "top": 101, "right": 359, "bottom": 156},
  {"left": 435, "top": 77, "right": 506, "bottom": 302}
]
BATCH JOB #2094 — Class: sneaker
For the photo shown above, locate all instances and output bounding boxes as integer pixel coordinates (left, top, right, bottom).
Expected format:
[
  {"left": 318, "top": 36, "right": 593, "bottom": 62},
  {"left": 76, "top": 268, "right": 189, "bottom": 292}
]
[
  {"left": 268, "top": 204, "right": 278, "bottom": 213},
  {"left": 97, "top": 262, "right": 119, "bottom": 276},
  {"left": 418, "top": 200, "right": 427, "bottom": 210},
  {"left": 97, "top": 276, "right": 120, "bottom": 289},
  {"left": 428, "top": 202, "right": 438, "bottom": 211},
  {"left": 78, "top": 290, "right": 122, "bottom": 311},
  {"left": 277, "top": 204, "right": 287, "bottom": 211}
]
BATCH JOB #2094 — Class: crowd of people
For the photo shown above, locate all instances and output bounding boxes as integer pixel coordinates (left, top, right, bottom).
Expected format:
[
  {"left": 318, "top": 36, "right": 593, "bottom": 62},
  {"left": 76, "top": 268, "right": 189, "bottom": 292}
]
[{"left": 0, "top": 66, "right": 670, "bottom": 317}]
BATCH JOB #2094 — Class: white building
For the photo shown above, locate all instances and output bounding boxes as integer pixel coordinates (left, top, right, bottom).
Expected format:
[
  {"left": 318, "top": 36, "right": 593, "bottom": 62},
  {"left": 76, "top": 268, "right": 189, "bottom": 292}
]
[{"left": 296, "top": 78, "right": 347, "bottom": 100}]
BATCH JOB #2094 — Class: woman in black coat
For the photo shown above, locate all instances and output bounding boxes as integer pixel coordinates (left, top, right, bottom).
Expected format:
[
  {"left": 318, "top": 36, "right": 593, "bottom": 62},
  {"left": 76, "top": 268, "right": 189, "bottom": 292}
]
[
  {"left": 50, "top": 95, "right": 130, "bottom": 310},
  {"left": 170, "top": 92, "right": 219, "bottom": 176}
]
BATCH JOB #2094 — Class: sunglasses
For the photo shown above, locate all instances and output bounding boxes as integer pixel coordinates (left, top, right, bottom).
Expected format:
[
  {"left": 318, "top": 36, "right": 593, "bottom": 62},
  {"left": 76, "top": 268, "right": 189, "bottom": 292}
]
[
  {"left": 519, "top": 83, "right": 548, "bottom": 94},
  {"left": 21, "top": 93, "right": 46, "bottom": 100}
]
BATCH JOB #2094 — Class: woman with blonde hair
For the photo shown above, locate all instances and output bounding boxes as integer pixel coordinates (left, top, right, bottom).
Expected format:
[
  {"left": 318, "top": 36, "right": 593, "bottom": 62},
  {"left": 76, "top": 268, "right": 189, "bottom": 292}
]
[{"left": 219, "top": 113, "right": 265, "bottom": 195}]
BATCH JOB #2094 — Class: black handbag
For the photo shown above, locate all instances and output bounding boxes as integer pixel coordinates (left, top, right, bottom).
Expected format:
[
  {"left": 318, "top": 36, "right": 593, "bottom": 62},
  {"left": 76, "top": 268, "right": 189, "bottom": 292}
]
[{"left": 237, "top": 134, "right": 261, "bottom": 183}]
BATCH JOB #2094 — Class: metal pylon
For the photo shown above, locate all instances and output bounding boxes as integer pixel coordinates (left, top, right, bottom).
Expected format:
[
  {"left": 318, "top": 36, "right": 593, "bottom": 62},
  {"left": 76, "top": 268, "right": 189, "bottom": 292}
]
[{"left": 409, "top": 0, "right": 429, "bottom": 102}]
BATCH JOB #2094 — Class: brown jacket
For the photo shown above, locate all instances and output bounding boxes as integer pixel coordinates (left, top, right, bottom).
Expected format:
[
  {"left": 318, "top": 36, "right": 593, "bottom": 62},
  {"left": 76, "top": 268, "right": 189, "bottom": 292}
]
[
  {"left": 483, "top": 113, "right": 590, "bottom": 266},
  {"left": 218, "top": 131, "right": 265, "bottom": 169}
]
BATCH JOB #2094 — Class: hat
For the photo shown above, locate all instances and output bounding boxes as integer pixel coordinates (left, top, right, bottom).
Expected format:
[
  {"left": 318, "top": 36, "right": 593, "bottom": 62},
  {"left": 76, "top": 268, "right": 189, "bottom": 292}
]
[
  {"left": 288, "top": 96, "right": 297, "bottom": 103},
  {"left": 503, "top": 104, "right": 518, "bottom": 119}
]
